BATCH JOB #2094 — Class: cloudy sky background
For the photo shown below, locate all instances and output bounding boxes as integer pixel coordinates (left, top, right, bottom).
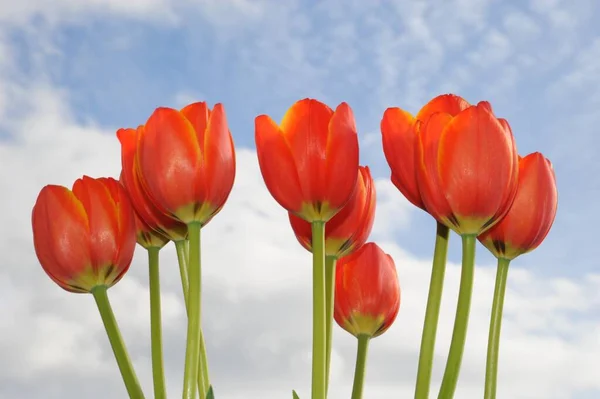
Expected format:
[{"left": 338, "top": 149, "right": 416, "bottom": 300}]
[{"left": 0, "top": 0, "right": 599, "bottom": 398}]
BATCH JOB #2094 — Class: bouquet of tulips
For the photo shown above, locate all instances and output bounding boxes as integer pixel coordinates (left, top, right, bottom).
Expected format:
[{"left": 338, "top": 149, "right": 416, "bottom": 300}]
[{"left": 31, "top": 94, "right": 557, "bottom": 399}]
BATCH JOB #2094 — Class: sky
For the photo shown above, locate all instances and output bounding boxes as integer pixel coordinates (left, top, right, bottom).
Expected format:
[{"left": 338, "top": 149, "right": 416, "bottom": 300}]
[{"left": 0, "top": 0, "right": 599, "bottom": 398}]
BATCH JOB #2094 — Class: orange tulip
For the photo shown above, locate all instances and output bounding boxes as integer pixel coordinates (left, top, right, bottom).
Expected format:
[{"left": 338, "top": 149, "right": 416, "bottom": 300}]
[
  {"left": 334, "top": 243, "right": 400, "bottom": 338},
  {"left": 478, "top": 153, "right": 558, "bottom": 259},
  {"left": 288, "top": 166, "right": 376, "bottom": 258},
  {"left": 255, "top": 98, "right": 359, "bottom": 222},
  {"left": 381, "top": 94, "right": 470, "bottom": 210},
  {"left": 416, "top": 101, "right": 519, "bottom": 235},
  {"left": 118, "top": 127, "right": 188, "bottom": 241},
  {"left": 136, "top": 102, "right": 236, "bottom": 225},
  {"left": 32, "top": 176, "right": 136, "bottom": 293}
]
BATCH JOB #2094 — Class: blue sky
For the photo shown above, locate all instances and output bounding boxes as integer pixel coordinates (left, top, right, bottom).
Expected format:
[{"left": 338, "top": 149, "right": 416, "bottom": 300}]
[{"left": 0, "top": 1, "right": 599, "bottom": 398}]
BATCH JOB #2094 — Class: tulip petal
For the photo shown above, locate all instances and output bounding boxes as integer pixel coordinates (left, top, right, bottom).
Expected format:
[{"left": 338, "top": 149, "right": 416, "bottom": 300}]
[
  {"left": 138, "top": 107, "right": 201, "bottom": 221},
  {"left": 72, "top": 176, "right": 120, "bottom": 270},
  {"left": 416, "top": 94, "right": 470, "bottom": 123},
  {"left": 255, "top": 115, "right": 304, "bottom": 212},
  {"left": 32, "top": 185, "right": 91, "bottom": 291},
  {"left": 416, "top": 113, "right": 455, "bottom": 225},
  {"left": 180, "top": 102, "right": 211, "bottom": 153},
  {"left": 202, "top": 103, "right": 236, "bottom": 212},
  {"left": 324, "top": 102, "right": 359, "bottom": 213},
  {"left": 280, "top": 98, "right": 334, "bottom": 202},
  {"left": 381, "top": 107, "right": 423, "bottom": 208}
]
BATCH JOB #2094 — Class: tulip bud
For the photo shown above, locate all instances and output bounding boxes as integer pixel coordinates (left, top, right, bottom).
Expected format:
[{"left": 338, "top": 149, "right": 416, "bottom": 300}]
[
  {"left": 32, "top": 176, "right": 137, "bottom": 293},
  {"left": 288, "top": 166, "right": 376, "bottom": 258},
  {"left": 334, "top": 243, "right": 400, "bottom": 338},
  {"left": 255, "top": 98, "right": 360, "bottom": 222},
  {"left": 478, "top": 153, "right": 558, "bottom": 260}
]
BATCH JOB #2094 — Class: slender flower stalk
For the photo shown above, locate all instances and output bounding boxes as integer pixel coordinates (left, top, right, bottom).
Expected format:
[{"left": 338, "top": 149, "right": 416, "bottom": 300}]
[
  {"left": 437, "top": 235, "right": 476, "bottom": 398},
  {"left": 175, "top": 239, "right": 210, "bottom": 396},
  {"left": 324, "top": 255, "right": 337, "bottom": 394},
  {"left": 484, "top": 258, "right": 510, "bottom": 399},
  {"left": 148, "top": 247, "right": 167, "bottom": 399},
  {"left": 312, "top": 221, "right": 327, "bottom": 399},
  {"left": 93, "top": 285, "right": 145, "bottom": 399},
  {"left": 351, "top": 335, "right": 370, "bottom": 399},
  {"left": 182, "top": 223, "right": 204, "bottom": 399},
  {"left": 414, "top": 222, "right": 449, "bottom": 398}
]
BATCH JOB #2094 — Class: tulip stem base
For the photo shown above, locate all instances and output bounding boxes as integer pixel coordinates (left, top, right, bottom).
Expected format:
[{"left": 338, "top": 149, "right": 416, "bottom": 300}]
[
  {"left": 311, "top": 221, "right": 327, "bottom": 399},
  {"left": 176, "top": 238, "right": 210, "bottom": 396},
  {"left": 149, "top": 247, "right": 167, "bottom": 399},
  {"left": 351, "top": 334, "right": 370, "bottom": 399},
  {"left": 437, "top": 234, "right": 476, "bottom": 399},
  {"left": 484, "top": 258, "right": 511, "bottom": 399},
  {"left": 415, "top": 222, "right": 449, "bottom": 399},
  {"left": 92, "top": 285, "right": 145, "bottom": 399},
  {"left": 182, "top": 222, "right": 204, "bottom": 399},
  {"left": 325, "top": 255, "right": 337, "bottom": 394}
]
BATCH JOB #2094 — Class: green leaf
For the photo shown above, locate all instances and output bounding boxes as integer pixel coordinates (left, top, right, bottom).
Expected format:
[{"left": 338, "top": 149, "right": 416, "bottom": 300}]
[
  {"left": 292, "top": 390, "right": 300, "bottom": 399},
  {"left": 206, "top": 386, "right": 215, "bottom": 399}
]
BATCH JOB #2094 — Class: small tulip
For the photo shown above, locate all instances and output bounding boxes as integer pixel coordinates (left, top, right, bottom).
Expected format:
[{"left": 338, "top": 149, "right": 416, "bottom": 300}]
[
  {"left": 381, "top": 94, "right": 470, "bottom": 210},
  {"left": 32, "top": 176, "right": 136, "bottom": 293},
  {"left": 288, "top": 166, "right": 376, "bottom": 258},
  {"left": 478, "top": 153, "right": 558, "bottom": 260},
  {"left": 136, "top": 102, "right": 236, "bottom": 225},
  {"left": 416, "top": 101, "right": 519, "bottom": 235},
  {"left": 255, "top": 98, "right": 360, "bottom": 222},
  {"left": 118, "top": 127, "right": 188, "bottom": 241},
  {"left": 334, "top": 243, "right": 400, "bottom": 338}
]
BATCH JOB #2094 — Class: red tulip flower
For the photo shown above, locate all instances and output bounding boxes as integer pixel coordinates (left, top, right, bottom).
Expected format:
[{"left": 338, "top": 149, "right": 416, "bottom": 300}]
[
  {"left": 136, "top": 102, "right": 236, "bottom": 226},
  {"left": 255, "top": 98, "right": 359, "bottom": 222},
  {"left": 288, "top": 166, "right": 376, "bottom": 258},
  {"left": 334, "top": 243, "right": 400, "bottom": 338},
  {"left": 118, "top": 127, "right": 188, "bottom": 241},
  {"left": 32, "top": 176, "right": 137, "bottom": 293},
  {"left": 381, "top": 94, "right": 470, "bottom": 210},
  {"left": 478, "top": 153, "right": 558, "bottom": 259},
  {"left": 416, "top": 101, "right": 519, "bottom": 235}
]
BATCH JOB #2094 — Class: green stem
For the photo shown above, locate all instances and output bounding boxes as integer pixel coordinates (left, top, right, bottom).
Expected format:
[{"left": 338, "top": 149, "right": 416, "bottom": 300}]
[
  {"left": 484, "top": 258, "right": 511, "bottom": 399},
  {"left": 175, "top": 240, "right": 190, "bottom": 304},
  {"left": 414, "top": 222, "right": 449, "bottom": 399},
  {"left": 311, "top": 221, "right": 327, "bottom": 399},
  {"left": 351, "top": 334, "right": 370, "bottom": 399},
  {"left": 176, "top": 239, "right": 210, "bottom": 396},
  {"left": 182, "top": 223, "right": 203, "bottom": 399},
  {"left": 148, "top": 247, "right": 167, "bottom": 399},
  {"left": 325, "top": 255, "right": 337, "bottom": 395},
  {"left": 92, "top": 285, "right": 145, "bottom": 399},
  {"left": 437, "top": 234, "right": 476, "bottom": 399}
]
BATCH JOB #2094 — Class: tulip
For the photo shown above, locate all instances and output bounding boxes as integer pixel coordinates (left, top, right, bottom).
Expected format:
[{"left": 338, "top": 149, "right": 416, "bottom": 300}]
[
  {"left": 381, "top": 93, "right": 469, "bottom": 399},
  {"left": 416, "top": 101, "right": 519, "bottom": 236},
  {"left": 478, "top": 153, "right": 558, "bottom": 399},
  {"left": 334, "top": 243, "right": 400, "bottom": 399},
  {"left": 414, "top": 101, "right": 519, "bottom": 399},
  {"left": 136, "top": 103, "right": 236, "bottom": 226},
  {"left": 31, "top": 176, "right": 144, "bottom": 398},
  {"left": 255, "top": 98, "right": 360, "bottom": 399},
  {"left": 117, "top": 127, "right": 188, "bottom": 242},
  {"left": 137, "top": 102, "right": 235, "bottom": 399},
  {"left": 478, "top": 152, "right": 558, "bottom": 260},
  {"left": 288, "top": 165, "right": 375, "bottom": 393},
  {"left": 32, "top": 176, "right": 136, "bottom": 293},
  {"left": 255, "top": 98, "right": 360, "bottom": 223},
  {"left": 288, "top": 165, "right": 375, "bottom": 258}
]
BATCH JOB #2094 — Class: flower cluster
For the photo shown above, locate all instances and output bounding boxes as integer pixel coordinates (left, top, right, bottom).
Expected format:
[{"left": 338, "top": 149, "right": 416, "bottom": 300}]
[{"left": 31, "top": 94, "right": 557, "bottom": 399}]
